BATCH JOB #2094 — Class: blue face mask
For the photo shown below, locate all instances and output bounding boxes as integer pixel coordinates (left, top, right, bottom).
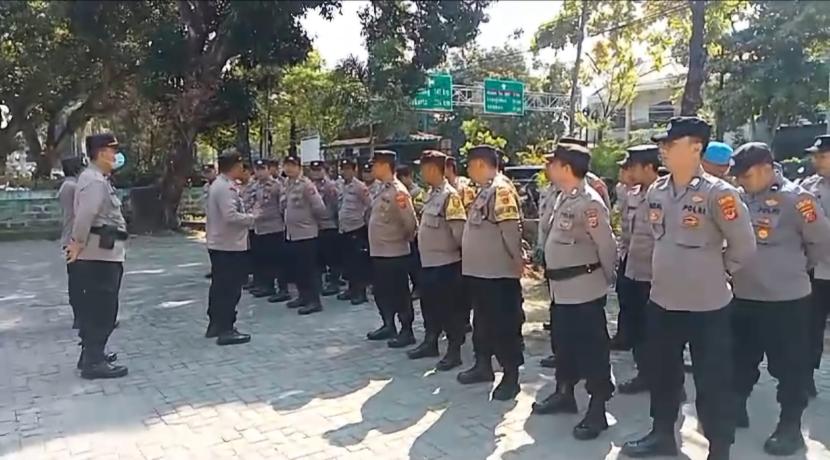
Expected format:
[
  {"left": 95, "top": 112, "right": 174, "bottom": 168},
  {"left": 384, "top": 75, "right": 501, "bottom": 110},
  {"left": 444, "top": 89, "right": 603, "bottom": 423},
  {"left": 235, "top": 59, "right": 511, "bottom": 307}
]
[{"left": 114, "top": 152, "right": 126, "bottom": 170}]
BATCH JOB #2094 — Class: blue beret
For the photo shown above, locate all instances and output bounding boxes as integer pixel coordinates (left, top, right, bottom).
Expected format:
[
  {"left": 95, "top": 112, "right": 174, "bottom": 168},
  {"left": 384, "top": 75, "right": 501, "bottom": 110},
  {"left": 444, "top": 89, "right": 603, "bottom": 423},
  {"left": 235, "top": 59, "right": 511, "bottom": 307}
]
[{"left": 703, "top": 141, "right": 733, "bottom": 166}]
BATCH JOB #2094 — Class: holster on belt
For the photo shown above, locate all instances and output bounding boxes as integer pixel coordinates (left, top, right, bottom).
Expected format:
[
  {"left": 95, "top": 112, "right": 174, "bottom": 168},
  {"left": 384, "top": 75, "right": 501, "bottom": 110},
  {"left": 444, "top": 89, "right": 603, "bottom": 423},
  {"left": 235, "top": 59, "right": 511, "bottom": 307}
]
[
  {"left": 91, "top": 225, "right": 128, "bottom": 250},
  {"left": 545, "top": 263, "right": 602, "bottom": 281}
]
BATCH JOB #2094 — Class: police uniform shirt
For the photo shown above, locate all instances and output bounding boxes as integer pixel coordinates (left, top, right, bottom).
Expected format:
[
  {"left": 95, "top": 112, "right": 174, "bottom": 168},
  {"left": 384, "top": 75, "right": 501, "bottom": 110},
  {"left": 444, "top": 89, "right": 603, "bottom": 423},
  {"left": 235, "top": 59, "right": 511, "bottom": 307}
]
[
  {"left": 58, "top": 176, "right": 78, "bottom": 248},
  {"left": 545, "top": 180, "right": 617, "bottom": 304},
  {"left": 449, "top": 175, "right": 477, "bottom": 210},
  {"left": 368, "top": 179, "right": 418, "bottom": 257},
  {"left": 250, "top": 177, "right": 285, "bottom": 235},
  {"left": 408, "top": 182, "right": 425, "bottom": 216},
  {"left": 313, "top": 176, "right": 340, "bottom": 230},
  {"left": 624, "top": 185, "right": 656, "bottom": 282},
  {"left": 201, "top": 181, "right": 211, "bottom": 213},
  {"left": 801, "top": 173, "right": 830, "bottom": 279},
  {"left": 206, "top": 174, "right": 254, "bottom": 252},
  {"left": 537, "top": 184, "right": 561, "bottom": 250},
  {"left": 616, "top": 183, "right": 631, "bottom": 258},
  {"left": 647, "top": 168, "right": 756, "bottom": 311},
  {"left": 732, "top": 172, "right": 830, "bottom": 301},
  {"left": 586, "top": 171, "right": 611, "bottom": 209},
  {"left": 339, "top": 177, "right": 371, "bottom": 233},
  {"left": 283, "top": 176, "right": 327, "bottom": 241},
  {"left": 71, "top": 164, "right": 128, "bottom": 262},
  {"left": 368, "top": 180, "right": 383, "bottom": 200},
  {"left": 418, "top": 180, "right": 466, "bottom": 267},
  {"left": 462, "top": 174, "right": 523, "bottom": 279}
]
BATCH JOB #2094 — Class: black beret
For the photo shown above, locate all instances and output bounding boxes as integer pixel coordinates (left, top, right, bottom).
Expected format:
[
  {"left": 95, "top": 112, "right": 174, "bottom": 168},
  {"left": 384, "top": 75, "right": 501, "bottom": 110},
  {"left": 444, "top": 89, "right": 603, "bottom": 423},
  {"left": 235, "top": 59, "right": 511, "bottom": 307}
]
[
  {"left": 731, "top": 142, "right": 774, "bottom": 176},
  {"left": 651, "top": 116, "right": 711, "bottom": 145}
]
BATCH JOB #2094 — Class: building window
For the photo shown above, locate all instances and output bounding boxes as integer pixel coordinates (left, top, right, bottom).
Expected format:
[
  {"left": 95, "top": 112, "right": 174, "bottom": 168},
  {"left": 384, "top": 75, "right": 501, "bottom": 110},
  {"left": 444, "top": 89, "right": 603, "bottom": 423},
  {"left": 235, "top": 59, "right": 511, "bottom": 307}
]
[
  {"left": 649, "top": 101, "right": 675, "bottom": 124},
  {"left": 611, "top": 108, "right": 626, "bottom": 129}
]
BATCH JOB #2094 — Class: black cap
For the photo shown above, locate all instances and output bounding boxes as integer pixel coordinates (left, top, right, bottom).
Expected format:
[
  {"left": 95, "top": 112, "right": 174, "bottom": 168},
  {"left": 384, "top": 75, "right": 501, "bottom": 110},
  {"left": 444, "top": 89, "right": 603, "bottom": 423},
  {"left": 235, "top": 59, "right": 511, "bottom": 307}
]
[
  {"left": 85, "top": 133, "right": 119, "bottom": 155},
  {"left": 217, "top": 151, "right": 244, "bottom": 171},
  {"left": 618, "top": 144, "right": 660, "bottom": 167},
  {"left": 309, "top": 160, "right": 325, "bottom": 169},
  {"left": 361, "top": 159, "right": 374, "bottom": 171},
  {"left": 419, "top": 149, "right": 448, "bottom": 167},
  {"left": 339, "top": 157, "right": 357, "bottom": 168},
  {"left": 254, "top": 159, "right": 267, "bottom": 169},
  {"left": 658, "top": 166, "right": 670, "bottom": 176},
  {"left": 806, "top": 135, "right": 830, "bottom": 154},
  {"left": 372, "top": 150, "right": 397, "bottom": 163},
  {"left": 731, "top": 142, "right": 774, "bottom": 176},
  {"left": 651, "top": 116, "right": 711, "bottom": 145},
  {"left": 467, "top": 145, "right": 501, "bottom": 164},
  {"left": 266, "top": 159, "right": 279, "bottom": 167},
  {"left": 558, "top": 136, "right": 588, "bottom": 148},
  {"left": 284, "top": 154, "right": 301, "bottom": 165},
  {"left": 545, "top": 143, "right": 591, "bottom": 171}
]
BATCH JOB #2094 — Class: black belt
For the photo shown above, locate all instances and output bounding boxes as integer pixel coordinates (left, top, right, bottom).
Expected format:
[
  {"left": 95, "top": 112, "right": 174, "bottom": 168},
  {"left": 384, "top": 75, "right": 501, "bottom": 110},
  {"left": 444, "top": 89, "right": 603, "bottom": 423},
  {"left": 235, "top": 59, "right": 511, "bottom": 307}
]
[
  {"left": 546, "top": 263, "right": 601, "bottom": 281},
  {"left": 90, "top": 226, "right": 129, "bottom": 240}
]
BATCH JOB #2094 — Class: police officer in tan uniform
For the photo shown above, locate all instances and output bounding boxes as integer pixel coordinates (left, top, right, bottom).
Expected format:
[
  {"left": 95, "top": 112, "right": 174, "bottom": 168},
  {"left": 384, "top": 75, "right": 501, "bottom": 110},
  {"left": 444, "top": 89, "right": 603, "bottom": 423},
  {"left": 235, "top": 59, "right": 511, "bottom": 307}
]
[
  {"left": 456, "top": 145, "right": 524, "bottom": 401},
  {"left": 248, "top": 159, "right": 291, "bottom": 303},
  {"left": 445, "top": 156, "right": 476, "bottom": 210},
  {"left": 730, "top": 143, "right": 830, "bottom": 456},
  {"left": 361, "top": 159, "right": 383, "bottom": 200},
  {"left": 531, "top": 143, "right": 617, "bottom": 441},
  {"left": 367, "top": 150, "right": 419, "bottom": 348},
  {"left": 65, "top": 134, "right": 128, "bottom": 379},
  {"left": 616, "top": 146, "right": 662, "bottom": 395},
  {"left": 801, "top": 135, "right": 830, "bottom": 396},
  {"left": 397, "top": 164, "right": 424, "bottom": 300},
  {"left": 282, "top": 154, "right": 328, "bottom": 315},
  {"left": 337, "top": 158, "right": 372, "bottom": 304},
  {"left": 59, "top": 157, "right": 85, "bottom": 329},
  {"left": 408, "top": 150, "right": 467, "bottom": 370},
  {"left": 204, "top": 151, "right": 257, "bottom": 346},
  {"left": 622, "top": 118, "right": 756, "bottom": 460},
  {"left": 309, "top": 160, "right": 343, "bottom": 296}
]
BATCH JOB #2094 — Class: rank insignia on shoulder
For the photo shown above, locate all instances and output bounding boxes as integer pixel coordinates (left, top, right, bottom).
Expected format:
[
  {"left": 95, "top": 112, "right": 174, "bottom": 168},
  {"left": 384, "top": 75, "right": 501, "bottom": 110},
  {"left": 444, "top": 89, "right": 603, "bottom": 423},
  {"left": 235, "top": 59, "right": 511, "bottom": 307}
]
[
  {"left": 396, "top": 191, "right": 409, "bottom": 209},
  {"left": 445, "top": 194, "right": 466, "bottom": 220},
  {"left": 585, "top": 208, "right": 599, "bottom": 228},
  {"left": 796, "top": 198, "right": 817, "bottom": 223},
  {"left": 718, "top": 195, "right": 738, "bottom": 221}
]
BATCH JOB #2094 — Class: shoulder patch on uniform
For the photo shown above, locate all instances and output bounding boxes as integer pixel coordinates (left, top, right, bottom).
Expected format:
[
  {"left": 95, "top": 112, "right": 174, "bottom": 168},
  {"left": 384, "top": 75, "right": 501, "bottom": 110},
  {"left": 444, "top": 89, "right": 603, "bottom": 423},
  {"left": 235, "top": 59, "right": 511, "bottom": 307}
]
[
  {"left": 718, "top": 194, "right": 738, "bottom": 221},
  {"left": 796, "top": 196, "right": 818, "bottom": 223},
  {"left": 445, "top": 193, "right": 467, "bottom": 221},
  {"left": 493, "top": 185, "right": 519, "bottom": 222},
  {"left": 395, "top": 191, "right": 409, "bottom": 209},
  {"left": 584, "top": 207, "right": 599, "bottom": 228}
]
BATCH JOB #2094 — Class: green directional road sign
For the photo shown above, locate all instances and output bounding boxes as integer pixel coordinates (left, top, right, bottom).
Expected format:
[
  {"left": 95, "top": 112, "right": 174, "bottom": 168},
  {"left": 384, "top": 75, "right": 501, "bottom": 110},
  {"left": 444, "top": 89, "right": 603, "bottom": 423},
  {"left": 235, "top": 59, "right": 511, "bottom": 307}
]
[
  {"left": 411, "top": 74, "right": 453, "bottom": 111},
  {"left": 484, "top": 78, "right": 525, "bottom": 115}
]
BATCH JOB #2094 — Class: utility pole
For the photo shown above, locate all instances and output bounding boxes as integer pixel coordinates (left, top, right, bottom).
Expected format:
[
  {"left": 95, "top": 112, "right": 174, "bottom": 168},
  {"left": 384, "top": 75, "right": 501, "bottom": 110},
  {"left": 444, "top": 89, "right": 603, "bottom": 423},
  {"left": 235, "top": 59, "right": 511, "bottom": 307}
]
[{"left": 568, "top": 0, "right": 589, "bottom": 134}]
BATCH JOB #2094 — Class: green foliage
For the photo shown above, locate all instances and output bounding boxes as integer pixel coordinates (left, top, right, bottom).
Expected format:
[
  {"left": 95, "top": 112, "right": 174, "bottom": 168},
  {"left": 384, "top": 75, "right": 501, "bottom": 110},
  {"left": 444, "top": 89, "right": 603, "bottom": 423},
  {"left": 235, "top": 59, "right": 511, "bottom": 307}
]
[
  {"left": 458, "top": 119, "right": 507, "bottom": 158},
  {"left": 590, "top": 140, "right": 626, "bottom": 180}
]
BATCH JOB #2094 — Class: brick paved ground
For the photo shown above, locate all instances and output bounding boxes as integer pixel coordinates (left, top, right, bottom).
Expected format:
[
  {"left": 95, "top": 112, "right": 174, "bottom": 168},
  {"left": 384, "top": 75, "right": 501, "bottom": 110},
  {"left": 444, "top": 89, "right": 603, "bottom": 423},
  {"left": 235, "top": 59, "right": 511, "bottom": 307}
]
[{"left": 2, "top": 235, "right": 830, "bottom": 460}]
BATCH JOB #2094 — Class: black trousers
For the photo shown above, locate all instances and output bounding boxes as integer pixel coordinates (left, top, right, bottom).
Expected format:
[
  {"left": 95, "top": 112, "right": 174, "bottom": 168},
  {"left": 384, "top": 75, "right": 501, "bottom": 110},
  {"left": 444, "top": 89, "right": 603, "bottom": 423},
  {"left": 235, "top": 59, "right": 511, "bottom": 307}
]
[
  {"left": 341, "top": 227, "right": 370, "bottom": 290},
  {"left": 810, "top": 277, "right": 830, "bottom": 369},
  {"left": 208, "top": 250, "right": 248, "bottom": 332},
  {"left": 66, "top": 262, "right": 81, "bottom": 323},
  {"left": 420, "top": 262, "right": 466, "bottom": 344},
  {"left": 318, "top": 228, "right": 341, "bottom": 281},
  {"left": 408, "top": 241, "right": 421, "bottom": 292},
  {"left": 646, "top": 301, "right": 735, "bottom": 446},
  {"left": 627, "top": 280, "right": 651, "bottom": 369},
  {"left": 287, "top": 238, "right": 321, "bottom": 302},
  {"left": 250, "top": 232, "right": 288, "bottom": 292},
  {"left": 372, "top": 256, "right": 414, "bottom": 329},
  {"left": 614, "top": 257, "right": 632, "bottom": 343},
  {"left": 733, "top": 297, "right": 811, "bottom": 420},
  {"left": 467, "top": 276, "right": 524, "bottom": 369},
  {"left": 552, "top": 296, "right": 614, "bottom": 399},
  {"left": 246, "top": 230, "right": 255, "bottom": 278},
  {"left": 72, "top": 260, "right": 123, "bottom": 364}
]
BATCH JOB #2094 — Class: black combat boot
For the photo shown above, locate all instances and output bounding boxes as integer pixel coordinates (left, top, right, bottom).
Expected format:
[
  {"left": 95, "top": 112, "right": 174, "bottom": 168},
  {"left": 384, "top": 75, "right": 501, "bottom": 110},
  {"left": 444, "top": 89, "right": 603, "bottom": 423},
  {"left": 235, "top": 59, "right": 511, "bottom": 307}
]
[
  {"left": 80, "top": 347, "right": 127, "bottom": 380},
  {"left": 532, "top": 383, "right": 577, "bottom": 414},
  {"left": 406, "top": 333, "right": 439, "bottom": 359},
  {"left": 367, "top": 312, "right": 397, "bottom": 341},
  {"left": 573, "top": 397, "right": 609, "bottom": 440},
  {"left": 77, "top": 351, "right": 117, "bottom": 370},
  {"left": 350, "top": 287, "right": 368, "bottom": 305},
  {"left": 252, "top": 286, "right": 275, "bottom": 298},
  {"left": 216, "top": 328, "right": 251, "bottom": 346},
  {"left": 620, "top": 426, "right": 678, "bottom": 458},
  {"left": 735, "top": 397, "right": 749, "bottom": 428},
  {"left": 205, "top": 322, "right": 221, "bottom": 338},
  {"left": 619, "top": 374, "right": 648, "bottom": 395},
  {"left": 457, "top": 355, "right": 495, "bottom": 384},
  {"left": 336, "top": 289, "right": 352, "bottom": 301},
  {"left": 763, "top": 414, "right": 805, "bottom": 456},
  {"left": 539, "top": 354, "right": 557, "bottom": 368},
  {"left": 298, "top": 298, "right": 323, "bottom": 315},
  {"left": 267, "top": 289, "right": 291, "bottom": 303},
  {"left": 491, "top": 367, "right": 520, "bottom": 401},
  {"left": 286, "top": 297, "right": 307, "bottom": 309},
  {"left": 436, "top": 342, "right": 462, "bottom": 371},
  {"left": 321, "top": 282, "right": 340, "bottom": 297},
  {"left": 388, "top": 326, "right": 416, "bottom": 348}
]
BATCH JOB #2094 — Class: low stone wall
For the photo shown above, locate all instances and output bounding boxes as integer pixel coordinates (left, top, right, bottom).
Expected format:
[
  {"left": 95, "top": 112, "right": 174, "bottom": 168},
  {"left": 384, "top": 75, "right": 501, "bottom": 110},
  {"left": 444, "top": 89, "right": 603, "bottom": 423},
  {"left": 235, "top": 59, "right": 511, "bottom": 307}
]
[{"left": 0, "top": 187, "right": 204, "bottom": 241}]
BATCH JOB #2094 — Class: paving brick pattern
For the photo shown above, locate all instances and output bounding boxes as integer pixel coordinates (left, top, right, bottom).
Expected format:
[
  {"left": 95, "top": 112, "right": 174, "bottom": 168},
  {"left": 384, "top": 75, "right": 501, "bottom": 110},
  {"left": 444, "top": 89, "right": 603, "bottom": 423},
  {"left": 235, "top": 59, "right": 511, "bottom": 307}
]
[{"left": 2, "top": 235, "right": 830, "bottom": 459}]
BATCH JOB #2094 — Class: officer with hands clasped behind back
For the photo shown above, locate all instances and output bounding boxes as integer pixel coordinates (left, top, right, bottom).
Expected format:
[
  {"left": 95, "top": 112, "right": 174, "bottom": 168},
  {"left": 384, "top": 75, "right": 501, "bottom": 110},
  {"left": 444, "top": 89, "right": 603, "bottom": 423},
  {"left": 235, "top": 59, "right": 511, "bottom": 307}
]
[
  {"left": 248, "top": 159, "right": 291, "bottom": 303},
  {"left": 65, "top": 134, "right": 129, "bottom": 379},
  {"left": 457, "top": 145, "right": 525, "bottom": 401},
  {"left": 801, "top": 135, "right": 830, "bottom": 397},
  {"left": 531, "top": 143, "right": 617, "bottom": 441},
  {"left": 621, "top": 117, "right": 756, "bottom": 460},
  {"left": 729, "top": 142, "right": 830, "bottom": 456},
  {"left": 366, "top": 150, "right": 419, "bottom": 348},
  {"left": 205, "top": 151, "right": 257, "bottom": 346},
  {"left": 336, "top": 157, "right": 372, "bottom": 305},
  {"left": 408, "top": 150, "right": 467, "bottom": 371},
  {"left": 282, "top": 154, "right": 328, "bottom": 315},
  {"left": 309, "top": 160, "right": 343, "bottom": 297}
]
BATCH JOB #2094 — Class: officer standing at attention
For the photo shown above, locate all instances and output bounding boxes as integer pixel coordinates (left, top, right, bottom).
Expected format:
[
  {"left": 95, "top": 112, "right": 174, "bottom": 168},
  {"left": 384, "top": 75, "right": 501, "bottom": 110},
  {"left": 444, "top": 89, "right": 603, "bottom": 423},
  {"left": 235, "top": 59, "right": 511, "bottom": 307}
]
[
  {"left": 616, "top": 146, "right": 662, "bottom": 395},
  {"left": 361, "top": 159, "right": 383, "bottom": 200},
  {"left": 239, "top": 161, "right": 256, "bottom": 291},
  {"left": 336, "top": 158, "right": 372, "bottom": 305},
  {"left": 531, "top": 143, "right": 617, "bottom": 440},
  {"left": 64, "top": 134, "right": 129, "bottom": 379},
  {"left": 610, "top": 163, "right": 635, "bottom": 351},
  {"left": 204, "top": 151, "right": 256, "bottom": 346},
  {"left": 445, "top": 156, "right": 476, "bottom": 210},
  {"left": 397, "top": 164, "right": 424, "bottom": 300},
  {"left": 457, "top": 145, "right": 524, "bottom": 401},
  {"left": 801, "top": 135, "right": 830, "bottom": 397},
  {"left": 366, "top": 150, "right": 419, "bottom": 347},
  {"left": 408, "top": 150, "right": 467, "bottom": 370},
  {"left": 248, "top": 160, "right": 291, "bottom": 303},
  {"left": 309, "top": 160, "right": 343, "bottom": 297},
  {"left": 59, "top": 157, "right": 85, "bottom": 330},
  {"left": 729, "top": 142, "right": 830, "bottom": 456},
  {"left": 701, "top": 141, "right": 733, "bottom": 179},
  {"left": 621, "top": 117, "right": 756, "bottom": 460},
  {"left": 282, "top": 154, "right": 328, "bottom": 315},
  {"left": 201, "top": 164, "right": 217, "bottom": 279}
]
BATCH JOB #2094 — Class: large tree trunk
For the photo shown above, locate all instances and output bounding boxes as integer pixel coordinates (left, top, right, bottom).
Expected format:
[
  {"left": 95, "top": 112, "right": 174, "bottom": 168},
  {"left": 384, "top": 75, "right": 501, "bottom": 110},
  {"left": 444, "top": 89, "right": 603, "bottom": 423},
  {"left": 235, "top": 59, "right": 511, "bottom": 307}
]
[
  {"left": 567, "top": 0, "right": 589, "bottom": 134},
  {"left": 681, "top": 0, "right": 707, "bottom": 116},
  {"left": 159, "top": 131, "right": 197, "bottom": 229},
  {"left": 236, "top": 119, "right": 250, "bottom": 159}
]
